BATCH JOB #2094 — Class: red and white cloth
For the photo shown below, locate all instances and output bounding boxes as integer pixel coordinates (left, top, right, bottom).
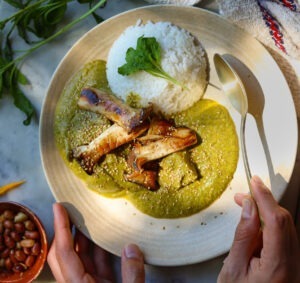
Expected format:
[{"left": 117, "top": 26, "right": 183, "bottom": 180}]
[{"left": 217, "top": 0, "right": 300, "bottom": 60}]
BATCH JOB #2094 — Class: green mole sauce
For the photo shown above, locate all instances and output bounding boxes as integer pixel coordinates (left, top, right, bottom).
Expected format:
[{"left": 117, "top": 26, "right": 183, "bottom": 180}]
[{"left": 54, "top": 60, "right": 239, "bottom": 218}]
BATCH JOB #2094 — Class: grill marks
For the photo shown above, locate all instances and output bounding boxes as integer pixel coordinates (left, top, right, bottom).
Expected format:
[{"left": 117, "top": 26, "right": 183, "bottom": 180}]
[
  {"left": 72, "top": 123, "right": 149, "bottom": 175},
  {"left": 72, "top": 87, "right": 197, "bottom": 190},
  {"left": 78, "top": 87, "right": 152, "bottom": 133},
  {"left": 128, "top": 118, "right": 197, "bottom": 172}
]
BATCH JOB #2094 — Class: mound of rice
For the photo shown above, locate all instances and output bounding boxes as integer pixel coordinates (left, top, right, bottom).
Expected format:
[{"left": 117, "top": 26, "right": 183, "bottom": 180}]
[{"left": 106, "top": 21, "right": 208, "bottom": 115}]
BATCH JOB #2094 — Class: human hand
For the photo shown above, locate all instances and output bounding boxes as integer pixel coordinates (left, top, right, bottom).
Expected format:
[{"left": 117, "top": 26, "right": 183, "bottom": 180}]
[
  {"left": 218, "top": 175, "right": 300, "bottom": 283},
  {"left": 47, "top": 203, "right": 145, "bottom": 283}
]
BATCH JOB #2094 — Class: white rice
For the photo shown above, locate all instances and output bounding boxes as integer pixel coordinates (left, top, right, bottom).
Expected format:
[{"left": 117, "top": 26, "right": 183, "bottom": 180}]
[{"left": 106, "top": 21, "right": 208, "bottom": 115}]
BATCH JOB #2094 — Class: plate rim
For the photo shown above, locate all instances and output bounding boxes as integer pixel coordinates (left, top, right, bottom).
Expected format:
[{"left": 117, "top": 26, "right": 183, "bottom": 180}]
[{"left": 39, "top": 5, "right": 298, "bottom": 266}]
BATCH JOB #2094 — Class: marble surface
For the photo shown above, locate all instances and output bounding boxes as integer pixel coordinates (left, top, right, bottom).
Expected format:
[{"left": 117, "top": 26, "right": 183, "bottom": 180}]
[{"left": 0, "top": 0, "right": 299, "bottom": 282}]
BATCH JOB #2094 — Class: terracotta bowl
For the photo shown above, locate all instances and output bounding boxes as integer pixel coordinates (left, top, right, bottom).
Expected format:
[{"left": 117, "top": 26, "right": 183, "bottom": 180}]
[{"left": 0, "top": 202, "right": 48, "bottom": 283}]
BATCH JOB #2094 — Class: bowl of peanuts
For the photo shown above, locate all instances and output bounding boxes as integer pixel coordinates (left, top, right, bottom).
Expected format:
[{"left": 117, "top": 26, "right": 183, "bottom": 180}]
[{"left": 0, "top": 202, "right": 48, "bottom": 282}]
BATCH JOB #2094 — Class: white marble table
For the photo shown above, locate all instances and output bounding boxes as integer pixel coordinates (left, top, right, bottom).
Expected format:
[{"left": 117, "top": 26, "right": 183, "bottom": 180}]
[{"left": 0, "top": 0, "right": 299, "bottom": 282}]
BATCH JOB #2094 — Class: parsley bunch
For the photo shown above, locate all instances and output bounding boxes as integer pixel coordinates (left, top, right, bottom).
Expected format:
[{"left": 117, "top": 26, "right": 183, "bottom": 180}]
[{"left": 0, "top": 0, "right": 107, "bottom": 125}]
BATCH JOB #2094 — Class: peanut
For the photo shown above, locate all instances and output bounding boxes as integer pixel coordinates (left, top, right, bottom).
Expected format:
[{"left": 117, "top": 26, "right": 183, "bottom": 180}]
[
  {"left": 24, "top": 230, "right": 40, "bottom": 240},
  {"left": 4, "top": 235, "right": 15, "bottom": 249},
  {"left": 0, "top": 208, "right": 43, "bottom": 276},
  {"left": 23, "top": 247, "right": 31, "bottom": 255},
  {"left": 14, "top": 222, "right": 25, "bottom": 233},
  {"left": 1, "top": 248, "right": 10, "bottom": 259},
  {"left": 14, "top": 250, "right": 26, "bottom": 262},
  {"left": 3, "top": 210, "right": 14, "bottom": 220},
  {"left": 24, "top": 220, "right": 35, "bottom": 231},
  {"left": 9, "top": 250, "right": 18, "bottom": 265},
  {"left": 14, "top": 212, "right": 28, "bottom": 223},
  {"left": 20, "top": 239, "right": 35, "bottom": 248},
  {"left": 12, "top": 263, "right": 27, "bottom": 273},
  {"left": 3, "top": 228, "right": 11, "bottom": 237},
  {"left": 0, "top": 244, "right": 5, "bottom": 252},
  {"left": 25, "top": 255, "right": 36, "bottom": 267},
  {"left": 10, "top": 231, "right": 21, "bottom": 242},
  {"left": 3, "top": 220, "right": 14, "bottom": 230},
  {"left": 31, "top": 242, "right": 41, "bottom": 256},
  {"left": 4, "top": 258, "right": 13, "bottom": 271}
]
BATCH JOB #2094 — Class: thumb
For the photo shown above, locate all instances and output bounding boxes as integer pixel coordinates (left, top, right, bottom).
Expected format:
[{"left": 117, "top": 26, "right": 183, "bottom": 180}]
[
  {"left": 225, "top": 196, "right": 260, "bottom": 273},
  {"left": 121, "top": 244, "right": 145, "bottom": 283}
]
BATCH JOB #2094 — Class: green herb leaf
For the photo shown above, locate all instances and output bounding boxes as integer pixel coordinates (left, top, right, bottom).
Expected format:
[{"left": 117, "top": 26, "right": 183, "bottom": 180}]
[
  {"left": 16, "top": 69, "right": 29, "bottom": 85},
  {"left": 0, "top": 21, "right": 7, "bottom": 30},
  {"left": 77, "top": 0, "right": 106, "bottom": 24},
  {"left": 3, "top": 0, "right": 24, "bottom": 9},
  {"left": 7, "top": 66, "right": 34, "bottom": 125},
  {"left": 12, "top": 84, "right": 35, "bottom": 125},
  {"left": 91, "top": 11, "right": 104, "bottom": 23},
  {"left": 118, "top": 36, "right": 185, "bottom": 88},
  {"left": 0, "top": 0, "right": 107, "bottom": 125},
  {"left": 4, "top": 36, "right": 13, "bottom": 61},
  {"left": 0, "top": 56, "right": 5, "bottom": 97},
  {"left": 0, "top": 72, "right": 3, "bottom": 97}
]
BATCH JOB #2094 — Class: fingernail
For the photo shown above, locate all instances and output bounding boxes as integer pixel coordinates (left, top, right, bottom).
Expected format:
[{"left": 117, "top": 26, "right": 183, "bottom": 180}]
[
  {"left": 251, "top": 175, "right": 264, "bottom": 186},
  {"left": 242, "top": 198, "right": 253, "bottom": 219},
  {"left": 251, "top": 176, "right": 269, "bottom": 193},
  {"left": 235, "top": 192, "right": 249, "bottom": 198},
  {"left": 53, "top": 203, "right": 58, "bottom": 218},
  {"left": 124, "top": 244, "right": 142, "bottom": 260}
]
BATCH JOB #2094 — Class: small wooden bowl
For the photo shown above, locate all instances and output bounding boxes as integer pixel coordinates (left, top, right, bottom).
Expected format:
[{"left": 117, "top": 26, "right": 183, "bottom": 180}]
[{"left": 0, "top": 202, "right": 48, "bottom": 283}]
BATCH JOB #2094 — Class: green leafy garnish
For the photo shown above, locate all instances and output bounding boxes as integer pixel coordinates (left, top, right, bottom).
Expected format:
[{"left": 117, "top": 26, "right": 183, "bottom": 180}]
[
  {"left": 0, "top": 0, "right": 107, "bottom": 125},
  {"left": 1, "top": 33, "right": 33, "bottom": 125},
  {"left": 118, "top": 36, "right": 184, "bottom": 88}
]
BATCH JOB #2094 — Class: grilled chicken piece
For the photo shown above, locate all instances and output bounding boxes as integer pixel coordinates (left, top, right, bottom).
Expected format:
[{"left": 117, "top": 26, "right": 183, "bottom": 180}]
[
  {"left": 147, "top": 118, "right": 175, "bottom": 136},
  {"left": 73, "top": 123, "right": 149, "bottom": 174},
  {"left": 128, "top": 120, "right": 197, "bottom": 171},
  {"left": 78, "top": 87, "right": 152, "bottom": 133},
  {"left": 124, "top": 170, "right": 158, "bottom": 191},
  {"left": 137, "top": 118, "right": 174, "bottom": 143}
]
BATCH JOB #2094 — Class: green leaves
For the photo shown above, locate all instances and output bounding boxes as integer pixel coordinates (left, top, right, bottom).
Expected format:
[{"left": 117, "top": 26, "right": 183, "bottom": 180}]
[
  {"left": 118, "top": 36, "right": 161, "bottom": 75},
  {"left": 2, "top": 0, "right": 68, "bottom": 44},
  {"left": 3, "top": 0, "right": 24, "bottom": 9},
  {"left": 0, "top": 0, "right": 107, "bottom": 125},
  {"left": 0, "top": 66, "right": 34, "bottom": 125},
  {"left": 77, "top": 0, "right": 106, "bottom": 23},
  {"left": 10, "top": 72, "right": 34, "bottom": 126},
  {"left": 118, "top": 36, "right": 184, "bottom": 88},
  {"left": 0, "top": 35, "right": 33, "bottom": 125}
]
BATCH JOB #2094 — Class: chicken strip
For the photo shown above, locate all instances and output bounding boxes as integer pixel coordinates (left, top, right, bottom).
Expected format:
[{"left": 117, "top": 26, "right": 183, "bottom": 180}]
[
  {"left": 78, "top": 87, "right": 152, "bottom": 133},
  {"left": 128, "top": 119, "right": 198, "bottom": 171},
  {"left": 124, "top": 170, "right": 158, "bottom": 191},
  {"left": 147, "top": 117, "right": 175, "bottom": 136},
  {"left": 138, "top": 118, "right": 176, "bottom": 143},
  {"left": 73, "top": 123, "right": 148, "bottom": 174}
]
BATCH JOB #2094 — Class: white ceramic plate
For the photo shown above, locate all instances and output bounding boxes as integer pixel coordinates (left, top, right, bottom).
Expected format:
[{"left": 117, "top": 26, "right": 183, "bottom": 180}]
[{"left": 40, "top": 6, "right": 298, "bottom": 266}]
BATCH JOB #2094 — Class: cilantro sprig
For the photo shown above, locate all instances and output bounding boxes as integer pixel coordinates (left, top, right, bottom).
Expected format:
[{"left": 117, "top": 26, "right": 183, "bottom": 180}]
[
  {"left": 118, "top": 36, "right": 185, "bottom": 88},
  {"left": 0, "top": 0, "right": 107, "bottom": 125}
]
